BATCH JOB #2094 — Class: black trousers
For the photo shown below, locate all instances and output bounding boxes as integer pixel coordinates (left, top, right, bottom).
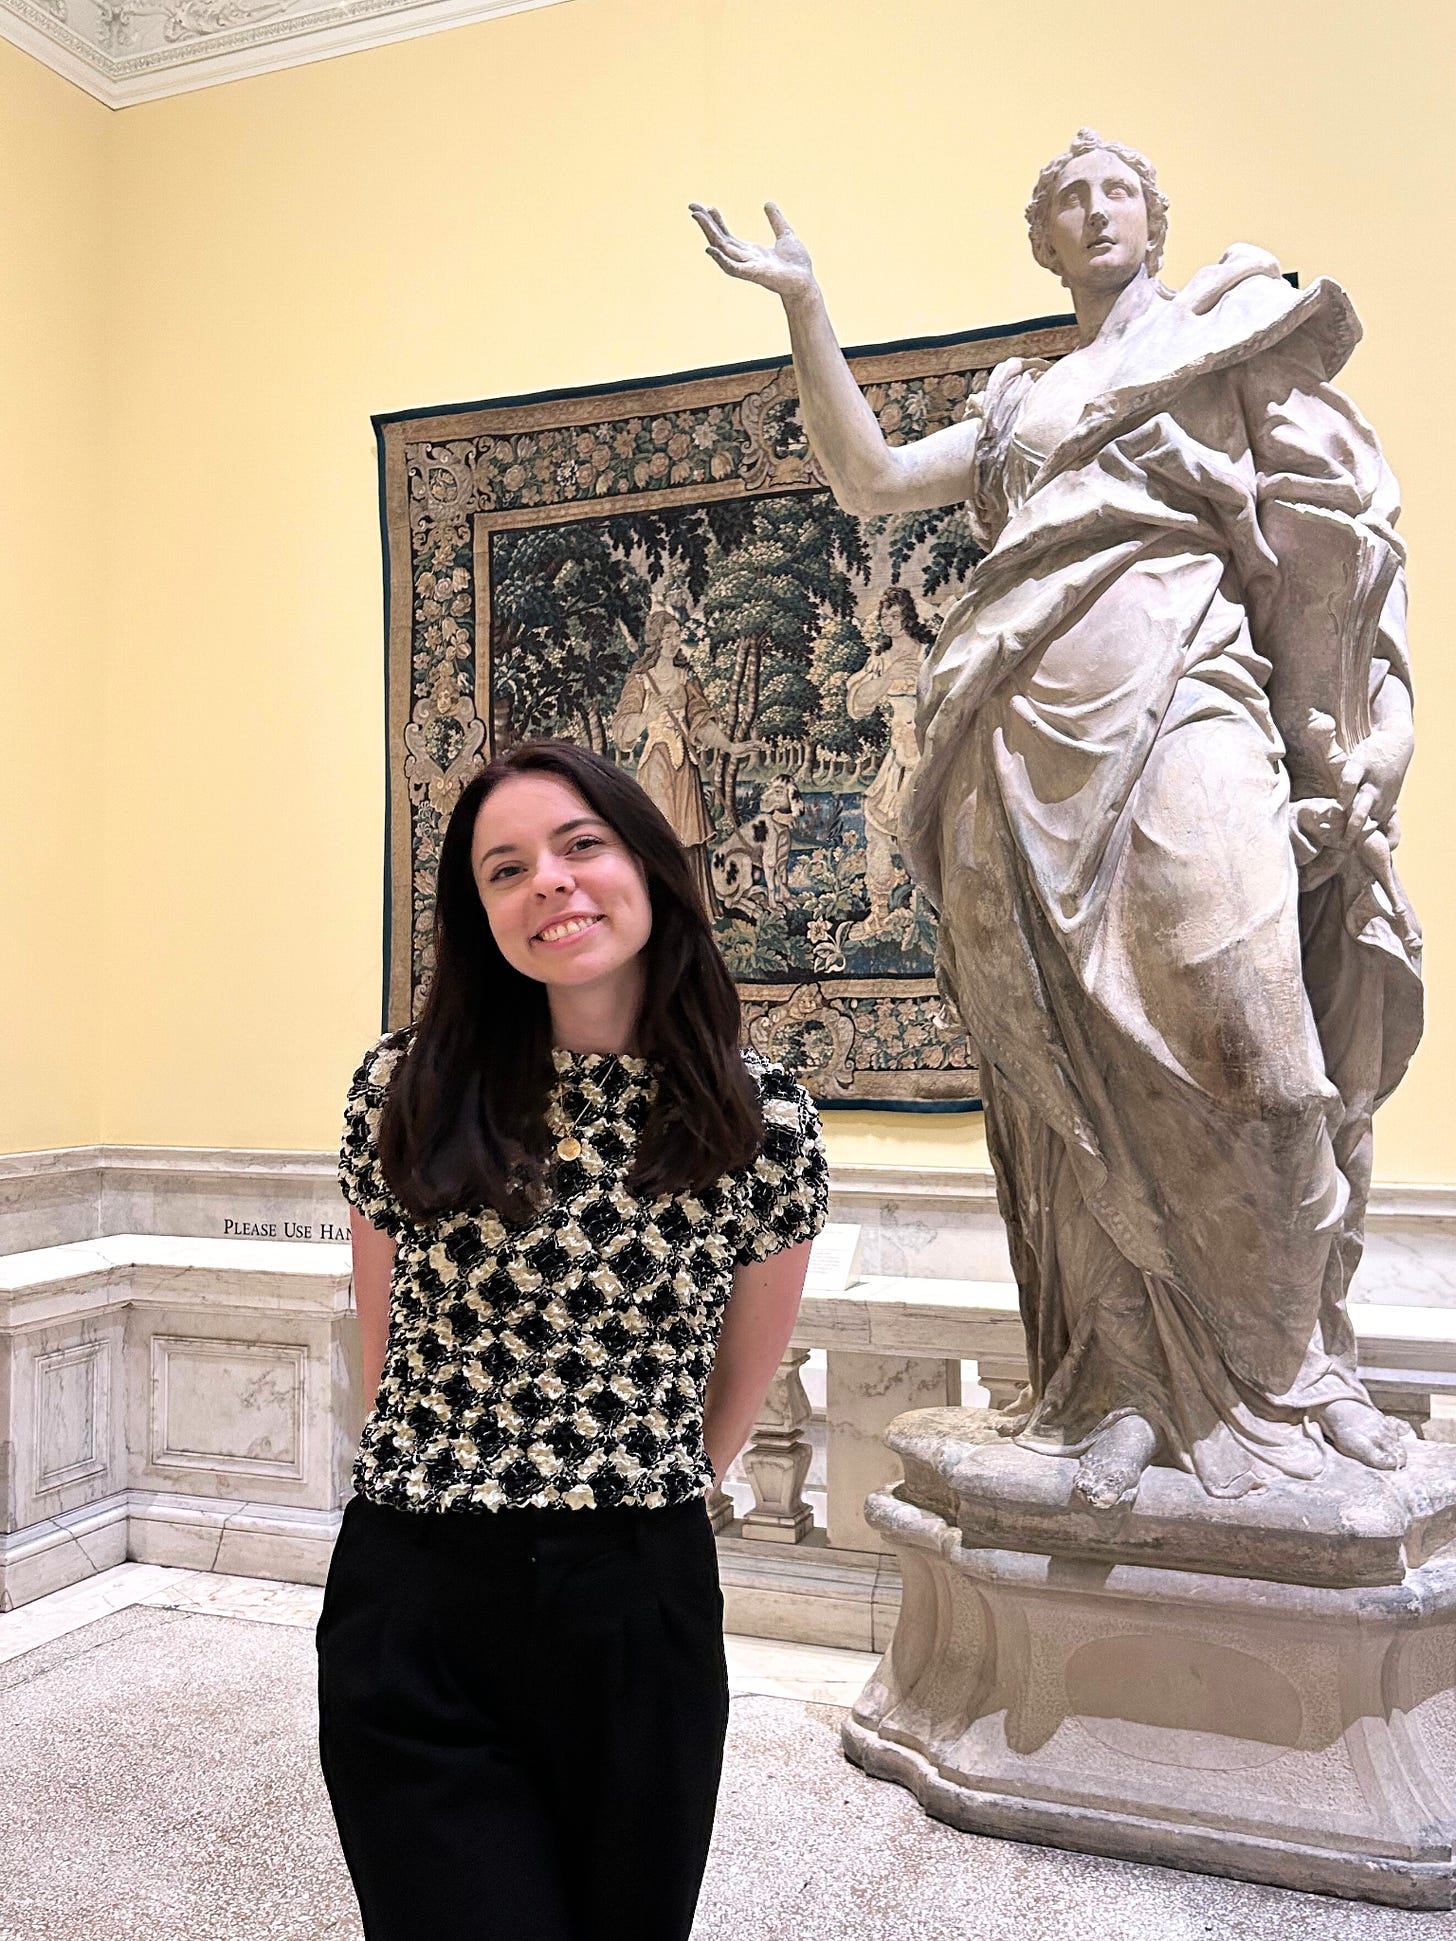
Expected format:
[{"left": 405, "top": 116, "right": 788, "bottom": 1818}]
[{"left": 316, "top": 1492, "right": 730, "bottom": 1941}]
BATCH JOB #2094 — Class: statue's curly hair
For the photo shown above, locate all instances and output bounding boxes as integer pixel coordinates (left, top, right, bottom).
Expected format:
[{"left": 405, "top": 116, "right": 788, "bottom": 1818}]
[{"left": 1025, "top": 129, "right": 1169, "bottom": 281}]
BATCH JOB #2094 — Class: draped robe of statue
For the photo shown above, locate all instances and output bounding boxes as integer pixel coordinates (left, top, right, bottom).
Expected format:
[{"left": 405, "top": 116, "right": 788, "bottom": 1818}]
[{"left": 902, "top": 246, "right": 1423, "bottom": 1498}]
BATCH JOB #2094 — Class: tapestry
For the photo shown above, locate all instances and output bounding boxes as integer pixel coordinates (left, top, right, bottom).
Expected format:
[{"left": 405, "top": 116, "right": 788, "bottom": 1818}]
[{"left": 377, "top": 311, "right": 1076, "bottom": 1107}]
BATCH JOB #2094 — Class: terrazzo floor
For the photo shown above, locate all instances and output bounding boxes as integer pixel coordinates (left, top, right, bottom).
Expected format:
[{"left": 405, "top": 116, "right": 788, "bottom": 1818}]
[{"left": 2, "top": 1570, "right": 1454, "bottom": 1939}]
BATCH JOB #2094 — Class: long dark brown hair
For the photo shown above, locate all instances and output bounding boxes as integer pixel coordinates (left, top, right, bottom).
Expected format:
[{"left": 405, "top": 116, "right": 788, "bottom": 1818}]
[
  {"left": 878, "top": 585, "right": 936, "bottom": 648},
  {"left": 378, "top": 739, "right": 764, "bottom": 1223}
]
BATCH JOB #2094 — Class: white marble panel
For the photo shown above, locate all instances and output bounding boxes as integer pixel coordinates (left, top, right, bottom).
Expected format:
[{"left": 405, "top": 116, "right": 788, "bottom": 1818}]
[
  {"left": 876, "top": 1201, "right": 1015, "bottom": 1283},
  {"left": 830, "top": 1166, "right": 1014, "bottom": 1283},
  {"left": 8, "top": 1315, "right": 126, "bottom": 1529},
  {"left": 124, "top": 1491, "right": 247, "bottom": 1572},
  {"left": 328, "top": 1312, "right": 367, "bottom": 1499},
  {"left": 0, "top": 1234, "right": 350, "bottom": 1336},
  {"left": 721, "top": 1579, "right": 873, "bottom": 1652},
  {"left": 150, "top": 1335, "right": 306, "bottom": 1480},
  {"left": 835, "top": 1167, "right": 1456, "bottom": 1306},
  {"left": 791, "top": 1293, "right": 875, "bottom": 1349},
  {"left": 1350, "top": 1300, "right": 1456, "bottom": 1349},
  {"left": 0, "top": 1146, "right": 354, "bottom": 1258},
  {"left": 795, "top": 1278, "right": 1025, "bottom": 1370},
  {"left": 211, "top": 1522, "right": 334, "bottom": 1587},
  {"left": 825, "top": 1351, "right": 960, "bottom": 1553},
  {"left": 117, "top": 1234, "right": 352, "bottom": 1313},
  {"left": 0, "top": 1244, "right": 122, "bottom": 1330},
  {"left": 1353, "top": 1219, "right": 1456, "bottom": 1308},
  {"left": 125, "top": 1301, "right": 345, "bottom": 1507},
  {"left": 34, "top": 1339, "right": 108, "bottom": 1492}
]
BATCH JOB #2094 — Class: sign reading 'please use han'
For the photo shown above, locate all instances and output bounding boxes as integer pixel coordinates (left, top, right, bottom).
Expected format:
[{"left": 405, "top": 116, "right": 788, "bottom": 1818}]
[{"left": 222, "top": 1216, "right": 350, "bottom": 1242}]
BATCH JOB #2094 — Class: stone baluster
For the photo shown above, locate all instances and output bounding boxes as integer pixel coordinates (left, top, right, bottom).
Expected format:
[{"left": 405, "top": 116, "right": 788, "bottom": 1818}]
[
  {"left": 706, "top": 1480, "right": 735, "bottom": 1533},
  {"left": 740, "top": 1348, "right": 814, "bottom": 1543}
]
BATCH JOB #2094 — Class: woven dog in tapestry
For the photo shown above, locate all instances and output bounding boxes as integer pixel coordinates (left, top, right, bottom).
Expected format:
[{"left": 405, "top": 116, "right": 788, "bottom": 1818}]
[{"left": 376, "top": 315, "right": 1077, "bottom": 1106}]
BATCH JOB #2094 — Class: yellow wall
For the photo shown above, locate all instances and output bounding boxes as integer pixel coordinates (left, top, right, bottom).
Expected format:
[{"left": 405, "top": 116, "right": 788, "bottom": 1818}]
[
  {"left": 0, "top": 43, "right": 110, "bottom": 1150},
  {"left": 7, "top": 0, "right": 1454, "bottom": 1181}
]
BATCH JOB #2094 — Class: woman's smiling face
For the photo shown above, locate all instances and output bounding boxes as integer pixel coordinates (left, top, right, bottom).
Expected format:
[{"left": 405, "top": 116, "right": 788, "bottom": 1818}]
[{"left": 471, "top": 771, "right": 653, "bottom": 999}]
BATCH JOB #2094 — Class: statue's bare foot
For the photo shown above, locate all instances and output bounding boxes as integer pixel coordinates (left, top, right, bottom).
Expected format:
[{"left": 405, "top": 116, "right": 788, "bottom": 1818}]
[
  {"left": 993, "top": 1383, "right": 1036, "bottom": 1434},
  {"left": 1073, "top": 1414, "right": 1158, "bottom": 1510},
  {"left": 1319, "top": 1398, "right": 1408, "bottom": 1471}
]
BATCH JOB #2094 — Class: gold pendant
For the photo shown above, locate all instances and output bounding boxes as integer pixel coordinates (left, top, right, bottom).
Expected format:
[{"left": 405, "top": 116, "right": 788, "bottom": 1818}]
[{"left": 556, "top": 1137, "right": 582, "bottom": 1161}]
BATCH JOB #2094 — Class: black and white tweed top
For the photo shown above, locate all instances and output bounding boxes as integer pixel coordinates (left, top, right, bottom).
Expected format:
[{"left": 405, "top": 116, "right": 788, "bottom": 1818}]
[{"left": 338, "top": 1031, "right": 829, "bottom": 1514}]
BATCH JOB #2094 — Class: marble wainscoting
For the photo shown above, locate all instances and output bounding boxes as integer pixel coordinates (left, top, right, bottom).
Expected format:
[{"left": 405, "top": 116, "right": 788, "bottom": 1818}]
[
  {"left": 2, "top": 1147, "right": 1456, "bottom": 1642},
  {"left": 0, "top": 1148, "right": 105, "bottom": 1256},
  {"left": 0, "top": 1147, "right": 351, "bottom": 1257},
  {"left": 829, "top": 1165, "right": 1456, "bottom": 1309},
  {"left": 0, "top": 1237, "right": 358, "bottom": 1611},
  {"left": 1359, "top": 1184, "right": 1456, "bottom": 1307},
  {"left": 3, "top": 1147, "right": 1455, "bottom": 1310}
]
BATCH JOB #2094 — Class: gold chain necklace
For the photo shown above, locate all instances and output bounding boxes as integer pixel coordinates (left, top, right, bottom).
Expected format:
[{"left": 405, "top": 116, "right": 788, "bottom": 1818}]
[{"left": 548, "top": 1081, "right": 599, "bottom": 1162}]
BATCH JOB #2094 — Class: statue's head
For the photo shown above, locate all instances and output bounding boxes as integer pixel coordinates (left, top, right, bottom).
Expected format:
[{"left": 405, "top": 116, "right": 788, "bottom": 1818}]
[{"left": 1025, "top": 129, "right": 1169, "bottom": 290}]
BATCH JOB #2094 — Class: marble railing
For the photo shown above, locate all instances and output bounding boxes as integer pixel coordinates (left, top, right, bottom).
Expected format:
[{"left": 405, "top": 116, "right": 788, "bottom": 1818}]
[
  {"left": 5, "top": 1147, "right": 1456, "bottom": 1305},
  {"left": 710, "top": 1278, "right": 1456, "bottom": 1649},
  {"left": 3, "top": 1146, "right": 1456, "bottom": 1647}
]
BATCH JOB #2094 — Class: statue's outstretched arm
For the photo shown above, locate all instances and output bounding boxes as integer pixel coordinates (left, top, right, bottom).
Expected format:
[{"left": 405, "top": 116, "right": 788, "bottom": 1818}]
[{"left": 690, "top": 202, "right": 979, "bottom": 517}]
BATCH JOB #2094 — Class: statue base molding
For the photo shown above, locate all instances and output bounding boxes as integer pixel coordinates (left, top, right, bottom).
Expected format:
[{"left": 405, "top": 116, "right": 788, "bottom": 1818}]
[{"left": 843, "top": 1409, "right": 1456, "bottom": 1908}]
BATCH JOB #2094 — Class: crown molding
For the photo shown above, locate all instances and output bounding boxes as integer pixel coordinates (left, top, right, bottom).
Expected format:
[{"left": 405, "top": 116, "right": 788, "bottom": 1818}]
[{"left": 0, "top": 0, "right": 568, "bottom": 106}]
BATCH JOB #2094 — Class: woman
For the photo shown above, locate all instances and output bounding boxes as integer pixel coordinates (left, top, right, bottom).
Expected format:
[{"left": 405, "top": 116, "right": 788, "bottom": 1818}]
[
  {"left": 318, "top": 739, "right": 828, "bottom": 1940},
  {"left": 691, "top": 130, "right": 1420, "bottom": 1506},
  {"left": 845, "top": 585, "right": 937, "bottom": 939}
]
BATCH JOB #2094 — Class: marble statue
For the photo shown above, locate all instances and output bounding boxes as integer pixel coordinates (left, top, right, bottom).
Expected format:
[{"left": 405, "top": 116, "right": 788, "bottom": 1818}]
[{"left": 692, "top": 129, "right": 1422, "bottom": 1510}]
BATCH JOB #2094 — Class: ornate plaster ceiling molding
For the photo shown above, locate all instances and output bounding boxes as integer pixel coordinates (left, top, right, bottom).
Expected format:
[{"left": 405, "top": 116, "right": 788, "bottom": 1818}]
[{"left": 0, "top": 0, "right": 568, "bottom": 106}]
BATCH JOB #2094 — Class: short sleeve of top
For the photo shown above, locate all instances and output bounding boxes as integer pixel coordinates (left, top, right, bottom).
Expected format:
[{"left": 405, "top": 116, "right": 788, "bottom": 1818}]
[
  {"left": 732, "top": 1054, "right": 830, "bottom": 1266},
  {"left": 338, "top": 1030, "right": 413, "bottom": 1239}
]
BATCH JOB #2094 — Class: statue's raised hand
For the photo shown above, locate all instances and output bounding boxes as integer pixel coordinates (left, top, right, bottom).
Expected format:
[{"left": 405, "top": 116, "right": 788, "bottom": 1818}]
[{"left": 690, "top": 202, "right": 816, "bottom": 304}]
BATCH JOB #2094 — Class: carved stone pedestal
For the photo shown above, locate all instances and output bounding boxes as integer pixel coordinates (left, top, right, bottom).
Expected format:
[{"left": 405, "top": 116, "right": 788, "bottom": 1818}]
[{"left": 843, "top": 1408, "right": 1456, "bottom": 1909}]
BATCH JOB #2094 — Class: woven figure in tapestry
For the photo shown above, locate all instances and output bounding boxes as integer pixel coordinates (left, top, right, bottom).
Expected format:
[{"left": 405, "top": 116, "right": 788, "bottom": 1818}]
[
  {"left": 610, "top": 606, "right": 757, "bottom": 918},
  {"left": 692, "top": 128, "right": 1422, "bottom": 1508},
  {"left": 845, "top": 585, "right": 937, "bottom": 941}
]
